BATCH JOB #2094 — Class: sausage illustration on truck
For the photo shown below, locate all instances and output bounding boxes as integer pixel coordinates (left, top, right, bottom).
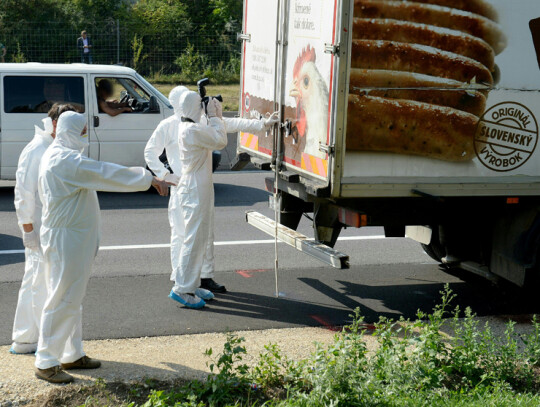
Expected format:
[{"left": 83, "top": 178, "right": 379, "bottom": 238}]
[{"left": 236, "top": 0, "right": 540, "bottom": 289}]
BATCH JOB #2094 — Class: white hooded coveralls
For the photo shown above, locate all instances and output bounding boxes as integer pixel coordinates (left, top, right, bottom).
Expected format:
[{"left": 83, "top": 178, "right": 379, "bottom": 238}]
[
  {"left": 144, "top": 87, "right": 265, "bottom": 284},
  {"left": 36, "top": 111, "right": 154, "bottom": 369},
  {"left": 173, "top": 91, "right": 226, "bottom": 294},
  {"left": 12, "top": 118, "right": 54, "bottom": 349},
  {"left": 144, "top": 86, "right": 189, "bottom": 283}
]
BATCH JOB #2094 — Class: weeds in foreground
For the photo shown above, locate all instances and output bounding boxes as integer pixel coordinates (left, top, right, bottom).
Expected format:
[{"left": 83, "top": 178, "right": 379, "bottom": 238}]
[
  {"left": 139, "top": 285, "right": 540, "bottom": 407},
  {"left": 61, "top": 286, "right": 540, "bottom": 407}
]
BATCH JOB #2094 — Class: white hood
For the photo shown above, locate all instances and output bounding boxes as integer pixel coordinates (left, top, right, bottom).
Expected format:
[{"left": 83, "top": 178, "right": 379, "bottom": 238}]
[
  {"left": 169, "top": 86, "right": 189, "bottom": 118},
  {"left": 180, "top": 91, "right": 203, "bottom": 123},
  {"left": 55, "top": 111, "right": 88, "bottom": 152},
  {"left": 35, "top": 117, "right": 54, "bottom": 141}
]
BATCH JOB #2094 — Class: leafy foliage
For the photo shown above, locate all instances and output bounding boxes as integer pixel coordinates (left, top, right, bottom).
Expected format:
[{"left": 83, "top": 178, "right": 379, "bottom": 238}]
[
  {"left": 140, "top": 286, "right": 540, "bottom": 406},
  {"left": 132, "top": 34, "right": 148, "bottom": 72},
  {"left": 0, "top": 0, "right": 242, "bottom": 77}
]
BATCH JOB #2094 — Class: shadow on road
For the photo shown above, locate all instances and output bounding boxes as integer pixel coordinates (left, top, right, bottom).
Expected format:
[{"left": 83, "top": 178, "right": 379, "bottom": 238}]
[
  {"left": 0, "top": 234, "right": 23, "bottom": 266},
  {"left": 0, "top": 188, "right": 15, "bottom": 212},
  {"left": 1, "top": 173, "right": 268, "bottom": 212},
  {"left": 96, "top": 182, "right": 268, "bottom": 210},
  {"left": 205, "top": 276, "right": 540, "bottom": 326},
  {"left": 214, "top": 183, "right": 269, "bottom": 207},
  {"left": 203, "top": 290, "right": 355, "bottom": 328},
  {"left": 98, "top": 189, "right": 170, "bottom": 210}
]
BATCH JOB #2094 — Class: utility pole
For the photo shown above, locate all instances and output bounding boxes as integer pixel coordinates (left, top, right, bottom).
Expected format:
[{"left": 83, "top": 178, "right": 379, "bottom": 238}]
[{"left": 116, "top": 19, "right": 120, "bottom": 64}]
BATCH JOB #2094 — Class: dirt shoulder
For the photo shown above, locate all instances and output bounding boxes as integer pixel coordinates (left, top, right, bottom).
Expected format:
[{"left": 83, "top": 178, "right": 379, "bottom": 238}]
[{"left": 0, "top": 327, "right": 339, "bottom": 406}]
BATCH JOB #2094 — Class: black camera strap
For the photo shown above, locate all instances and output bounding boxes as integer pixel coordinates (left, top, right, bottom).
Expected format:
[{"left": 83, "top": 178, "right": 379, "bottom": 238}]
[{"left": 181, "top": 117, "right": 195, "bottom": 123}]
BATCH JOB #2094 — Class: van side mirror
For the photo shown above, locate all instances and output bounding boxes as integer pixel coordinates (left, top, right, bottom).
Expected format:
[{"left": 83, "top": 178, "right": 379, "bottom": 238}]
[{"left": 149, "top": 96, "right": 160, "bottom": 113}]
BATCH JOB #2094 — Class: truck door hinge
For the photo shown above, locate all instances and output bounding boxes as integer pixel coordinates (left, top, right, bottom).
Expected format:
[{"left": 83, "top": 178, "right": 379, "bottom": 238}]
[
  {"left": 319, "top": 143, "right": 335, "bottom": 155},
  {"left": 237, "top": 32, "right": 251, "bottom": 42},
  {"left": 324, "top": 43, "right": 340, "bottom": 55}
]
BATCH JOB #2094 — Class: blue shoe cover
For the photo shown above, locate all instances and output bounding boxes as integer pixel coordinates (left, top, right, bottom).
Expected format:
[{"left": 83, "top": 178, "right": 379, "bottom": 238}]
[
  {"left": 195, "top": 288, "right": 215, "bottom": 301},
  {"left": 169, "top": 290, "right": 206, "bottom": 309}
]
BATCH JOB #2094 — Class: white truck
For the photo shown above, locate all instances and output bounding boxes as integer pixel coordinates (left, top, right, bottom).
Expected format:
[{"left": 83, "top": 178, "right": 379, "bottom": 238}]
[{"left": 235, "top": 0, "right": 540, "bottom": 287}]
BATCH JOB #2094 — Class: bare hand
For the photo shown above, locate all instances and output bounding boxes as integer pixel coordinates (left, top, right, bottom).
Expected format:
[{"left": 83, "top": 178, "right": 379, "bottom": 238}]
[
  {"left": 152, "top": 178, "right": 168, "bottom": 196},
  {"left": 22, "top": 223, "right": 34, "bottom": 233},
  {"left": 151, "top": 177, "right": 176, "bottom": 196}
]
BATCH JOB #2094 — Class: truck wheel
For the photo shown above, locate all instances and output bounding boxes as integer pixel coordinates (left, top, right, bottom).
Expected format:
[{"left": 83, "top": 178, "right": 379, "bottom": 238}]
[
  {"left": 421, "top": 226, "right": 445, "bottom": 262},
  {"left": 275, "top": 191, "right": 306, "bottom": 231},
  {"left": 421, "top": 243, "right": 444, "bottom": 262},
  {"left": 313, "top": 202, "right": 342, "bottom": 248}
]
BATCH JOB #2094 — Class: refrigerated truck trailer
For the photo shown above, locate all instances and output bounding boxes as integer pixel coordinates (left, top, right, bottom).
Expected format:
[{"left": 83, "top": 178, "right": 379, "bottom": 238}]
[{"left": 234, "top": 0, "right": 540, "bottom": 287}]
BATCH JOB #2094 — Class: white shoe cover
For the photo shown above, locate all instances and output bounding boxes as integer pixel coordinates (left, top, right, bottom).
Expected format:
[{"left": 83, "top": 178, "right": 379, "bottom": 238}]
[
  {"left": 195, "top": 288, "right": 214, "bottom": 301},
  {"left": 179, "top": 293, "right": 203, "bottom": 305},
  {"left": 10, "top": 342, "right": 37, "bottom": 354}
]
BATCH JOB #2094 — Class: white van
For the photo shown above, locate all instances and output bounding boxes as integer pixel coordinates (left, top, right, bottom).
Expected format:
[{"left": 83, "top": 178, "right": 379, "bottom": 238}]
[{"left": 0, "top": 63, "right": 174, "bottom": 180}]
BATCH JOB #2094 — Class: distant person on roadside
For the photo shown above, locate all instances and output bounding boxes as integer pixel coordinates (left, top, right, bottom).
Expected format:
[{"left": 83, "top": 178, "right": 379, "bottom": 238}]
[
  {"left": 96, "top": 79, "right": 131, "bottom": 116},
  {"left": 11, "top": 103, "right": 77, "bottom": 356},
  {"left": 0, "top": 42, "right": 6, "bottom": 63},
  {"left": 77, "top": 31, "right": 92, "bottom": 64}
]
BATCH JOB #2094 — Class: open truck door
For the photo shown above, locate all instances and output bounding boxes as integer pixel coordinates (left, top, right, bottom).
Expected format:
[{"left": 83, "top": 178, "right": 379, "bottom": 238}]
[
  {"left": 237, "top": 0, "right": 348, "bottom": 185},
  {"left": 237, "top": 0, "right": 353, "bottom": 268}
]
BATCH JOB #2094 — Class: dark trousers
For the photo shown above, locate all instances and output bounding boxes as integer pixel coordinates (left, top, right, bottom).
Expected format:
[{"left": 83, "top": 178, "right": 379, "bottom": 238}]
[{"left": 81, "top": 53, "right": 92, "bottom": 64}]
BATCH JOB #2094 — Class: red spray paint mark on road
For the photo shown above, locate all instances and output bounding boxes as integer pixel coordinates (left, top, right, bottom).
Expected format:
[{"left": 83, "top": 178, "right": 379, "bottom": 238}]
[
  {"left": 309, "top": 315, "right": 342, "bottom": 332},
  {"left": 310, "top": 315, "right": 376, "bottom": 332},
  {"left": 235, "top": 269, "right": 270, "bottom": 278}
]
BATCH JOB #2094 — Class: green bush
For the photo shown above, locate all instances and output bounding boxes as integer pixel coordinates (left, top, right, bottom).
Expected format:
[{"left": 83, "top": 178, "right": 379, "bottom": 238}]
[
  {"left": 174, "top": 43, "right": 209, "bottom": 84},
  {"left": 11, "top": 42, "right": 27, "bottom": 63},
  {"left": 171, "top": 43, "right": 240, "bottom": 85},
  {"left": 132, "top": 34, "right": 148, "bottom": 72},
  {"left": 140, "top": 286, "right": 540, "bottom": 406}
]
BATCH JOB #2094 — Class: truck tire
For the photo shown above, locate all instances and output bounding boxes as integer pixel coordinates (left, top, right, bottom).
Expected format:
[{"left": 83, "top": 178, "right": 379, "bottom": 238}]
[
  {"left": 421, "top": 243, "right": 444, "bottom": 262},
  {"left": 421, "top": 226, "right": 445, "bottom": 262}
]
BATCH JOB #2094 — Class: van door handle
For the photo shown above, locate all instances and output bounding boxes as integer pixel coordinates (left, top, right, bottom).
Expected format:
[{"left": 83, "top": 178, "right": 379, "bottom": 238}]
[{"left": 93, "top": 116, "right": 100, "bottom": 127}]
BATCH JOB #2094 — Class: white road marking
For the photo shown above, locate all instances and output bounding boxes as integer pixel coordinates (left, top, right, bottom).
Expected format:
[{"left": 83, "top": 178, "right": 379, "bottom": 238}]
[{"left": 0, "top": 235, "right": 388, "bottom": 255}]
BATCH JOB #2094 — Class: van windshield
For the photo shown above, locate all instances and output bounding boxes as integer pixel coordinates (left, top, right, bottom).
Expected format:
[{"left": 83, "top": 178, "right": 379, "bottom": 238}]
[{"left": 135, "top": 73, "right": 172, "bottom": 108}]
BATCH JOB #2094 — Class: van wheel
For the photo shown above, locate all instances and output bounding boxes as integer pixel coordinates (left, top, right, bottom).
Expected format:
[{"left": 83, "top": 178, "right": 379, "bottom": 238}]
[{"left": 421, "top": 226, "right": 445, "bottom": 263}]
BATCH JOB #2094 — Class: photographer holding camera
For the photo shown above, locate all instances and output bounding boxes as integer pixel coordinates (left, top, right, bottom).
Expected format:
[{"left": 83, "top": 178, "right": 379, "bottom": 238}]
[
  {"left": 145, "top": 80, "right": 279, "bottom": 302},
  {"left": 166, "top": 89, "right": 227, "bottom": 308}
]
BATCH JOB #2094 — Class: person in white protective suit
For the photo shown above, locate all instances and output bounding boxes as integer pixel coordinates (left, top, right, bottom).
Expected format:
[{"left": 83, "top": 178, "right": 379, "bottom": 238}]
[
  {"left": 144, "top": 86, "right": 279, "bottom": 296},
  {"left": 11, "top": 104, "right": 76, "bottom": 355},
  {"left": 167, "top": 91, "right": 227, "bottom": 308},
  {"left": 35, "top": 111, "right": 171, "bottom": 384}
]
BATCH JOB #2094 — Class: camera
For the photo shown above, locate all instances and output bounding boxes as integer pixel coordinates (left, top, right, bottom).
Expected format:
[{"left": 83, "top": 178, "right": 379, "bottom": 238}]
[{"left": 197, "top": 78, "right": 223, "bottom": 114}]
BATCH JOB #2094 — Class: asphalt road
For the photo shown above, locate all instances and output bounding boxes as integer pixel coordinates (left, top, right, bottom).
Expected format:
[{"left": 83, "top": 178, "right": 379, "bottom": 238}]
[{"left": 1, "top": 171, "right": 539, "bottom": 345}]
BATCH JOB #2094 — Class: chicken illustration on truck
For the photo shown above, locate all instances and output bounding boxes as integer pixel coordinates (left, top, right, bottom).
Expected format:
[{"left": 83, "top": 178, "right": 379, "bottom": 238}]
[
  {"left": 234, "top": 0, "right": 540, "bottom": 288},
  {"left": 289, "top": 45, "right": 329, "bottom": 159}
]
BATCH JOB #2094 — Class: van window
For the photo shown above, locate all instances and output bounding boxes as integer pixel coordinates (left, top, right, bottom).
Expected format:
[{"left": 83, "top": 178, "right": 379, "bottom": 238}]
[
  {"left": 95, "top": 77, "right": 158, "bottom": 114},
  {"left": 4, "top": 76, "right": 85, "bottom": 113}
]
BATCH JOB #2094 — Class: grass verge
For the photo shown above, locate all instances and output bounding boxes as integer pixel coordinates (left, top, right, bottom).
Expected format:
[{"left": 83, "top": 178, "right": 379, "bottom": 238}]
[
  {"left": 149, "top": 83, "right": 240, "bottom": 112},
  {"left": 33, "top": 286, "right": 540, "bottom": 406}
]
